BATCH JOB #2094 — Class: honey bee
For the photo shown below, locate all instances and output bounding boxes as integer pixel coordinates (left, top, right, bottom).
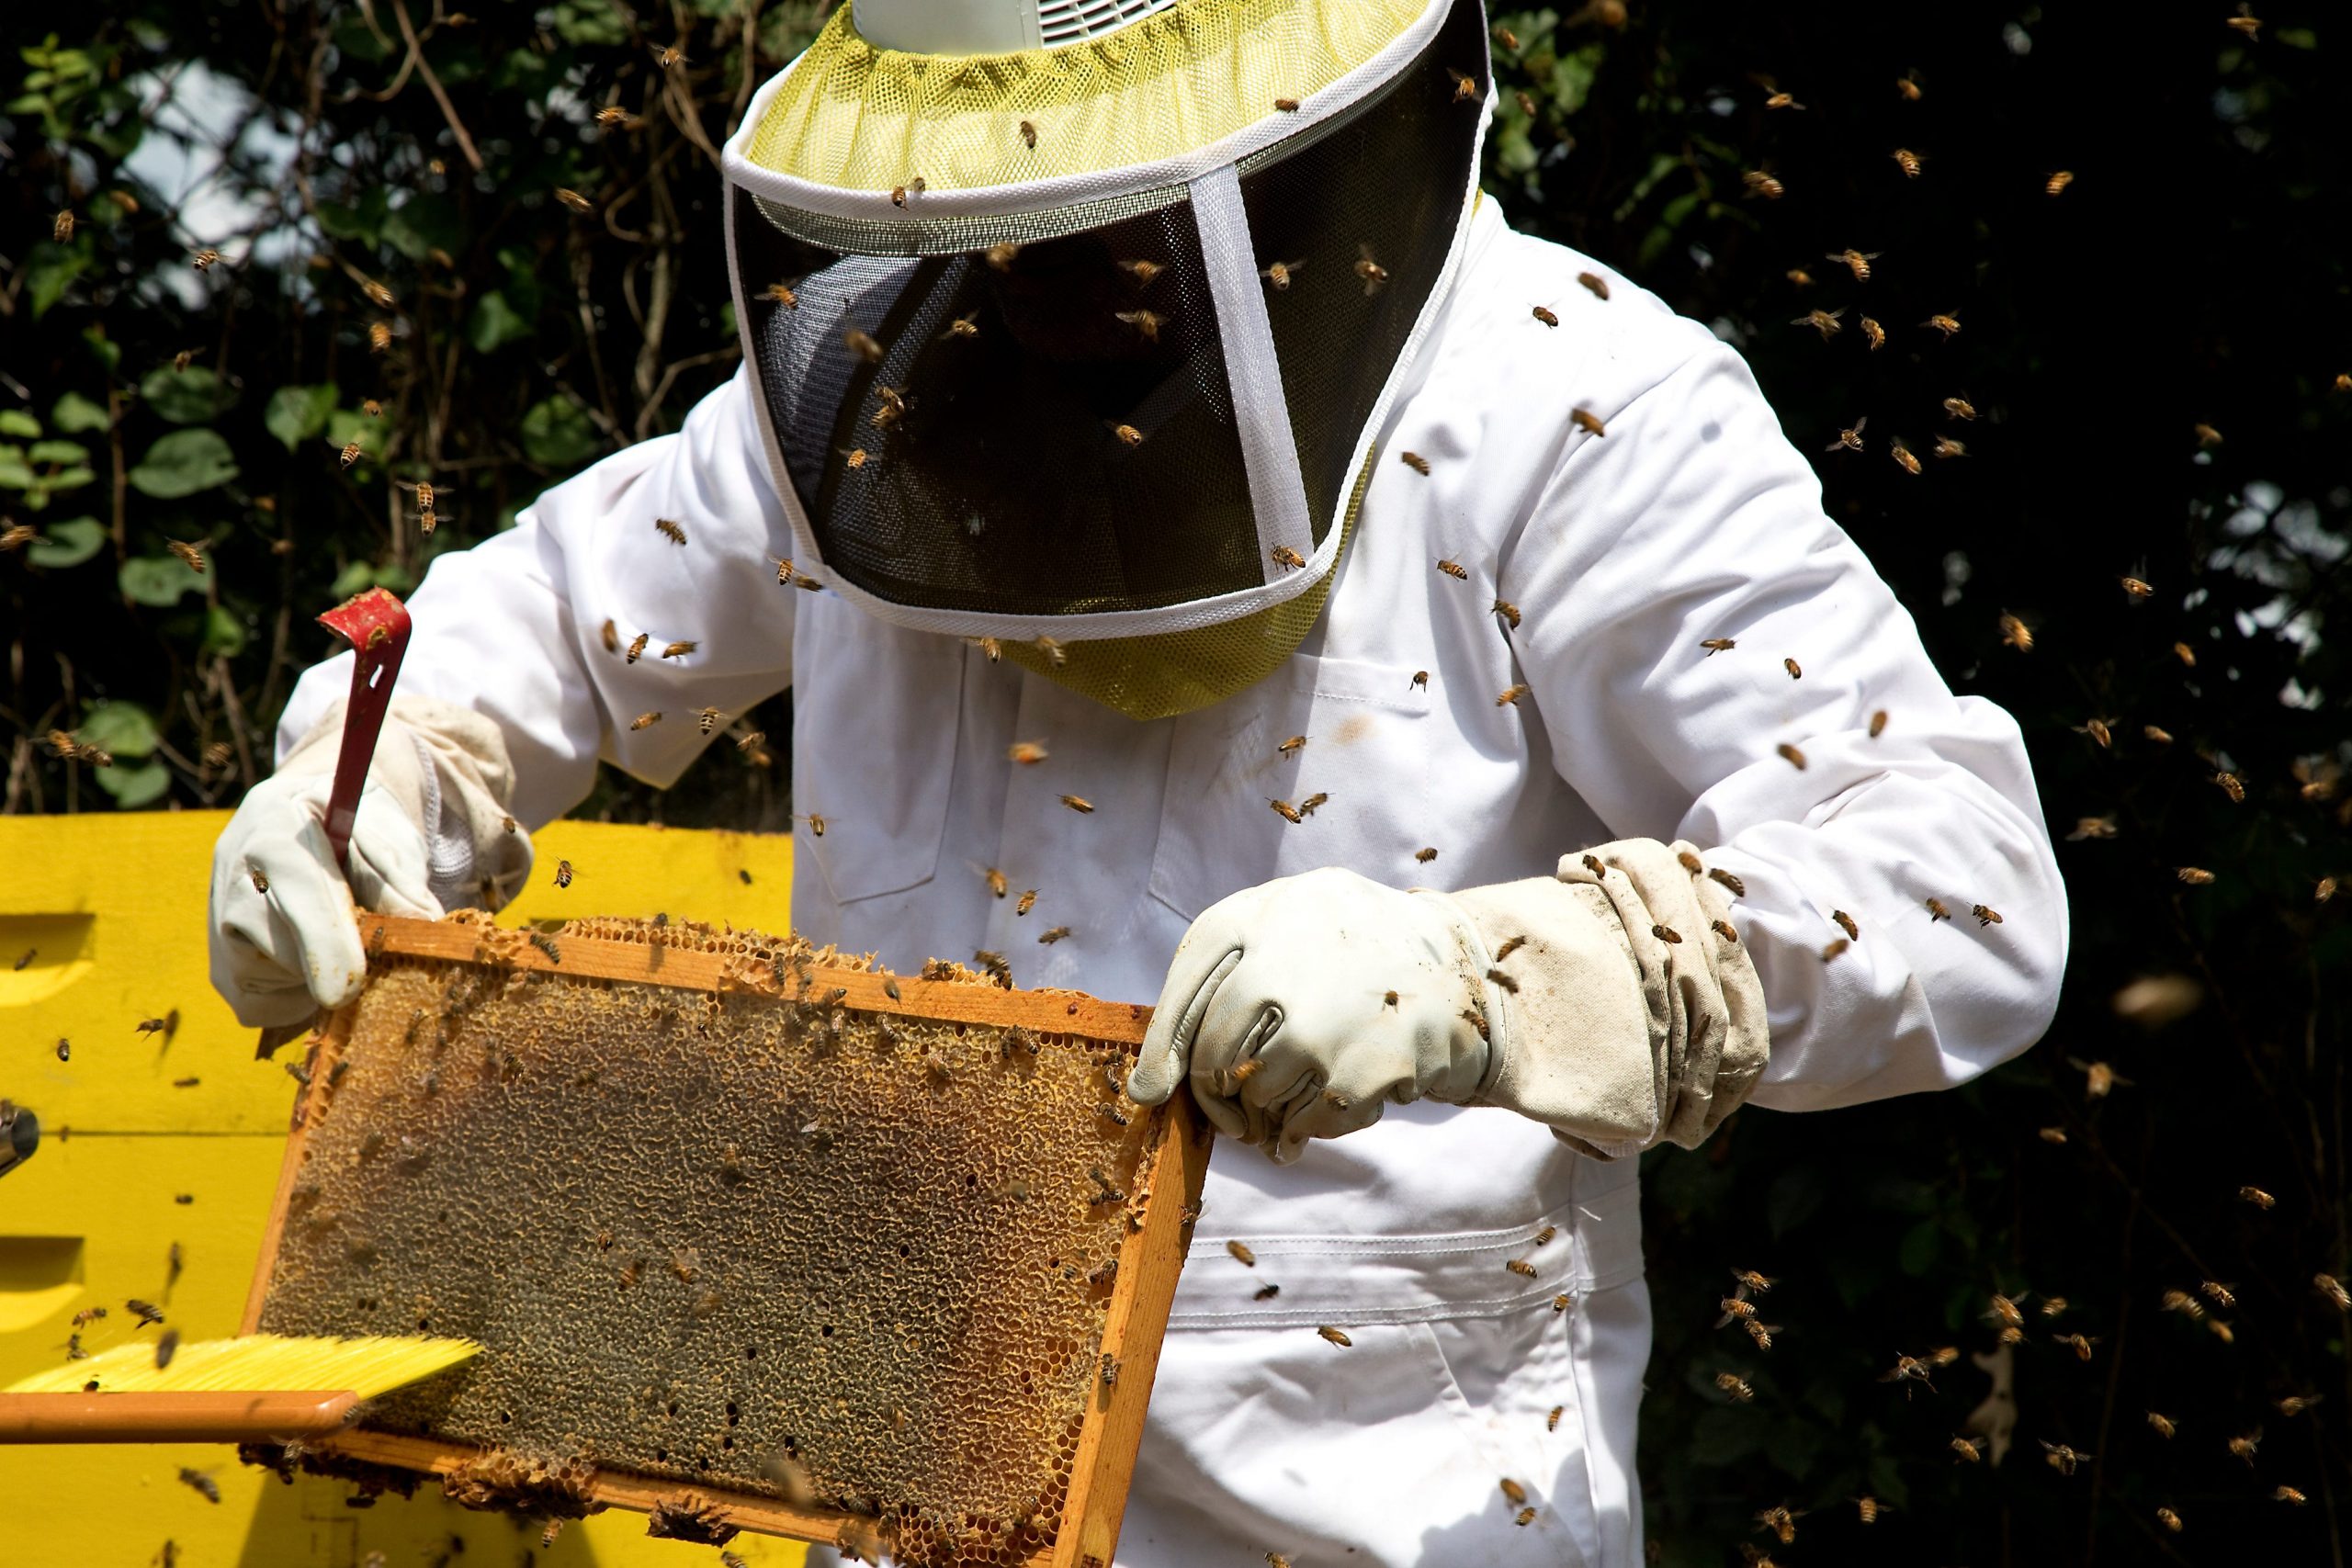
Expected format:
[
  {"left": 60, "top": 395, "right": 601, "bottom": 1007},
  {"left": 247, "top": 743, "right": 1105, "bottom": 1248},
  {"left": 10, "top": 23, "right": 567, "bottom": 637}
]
[
  {"left": 2276, "top": 1486, "right": 2310, "bottom": 1506},
  {"left": 1583, "top": 853, "right": 1609, "bottom": 878},
  {"left": 553, "top": 186, "right": 595, "bottom": 215},
  {"left": 2317, "top": 1273, "right": 2351, "bottom": 1309},
  {"left": 1008, "top": 740, "right": 1049, "bottom": 765},
  {"left": 1416, "top": 847, "right": 1440, "bottom": 863},
  {"left": 2177, "top": 866, "right": 2215, "bottom": 886},
  {"left": 2052, "top": 1332, "right": 2098, "bottom": 1360},
  {"left": 1497, "top": 683, "right": 1532, "bottom": 707},
  {"left": 1271, "top": 545, "right": 1306, "bottom": 570},
  {"left": 362, "top": 277, "right": 395, "bottom": 308},
  {"left": 1532, "top": 305, "right": 1559, "bottom": 328},
  {"left": 2045, "top": 169, "right": 2075, "bottom": 197},
  {"left": 2173, "top": 640, "right": 2197, "bottom": 666},
  {"left": 798, "top": 813, "right": 829, "bottom": 837},
  {"left": 1778, "top": 742, "right": 1806, "bottom": 770},
  {"left": 1742, "top": 170, "right": 1786, "bottom": 199},
  {"left": 2040, "top": 1295, "right": 2068, "bottom": 1316},
  {"left": 1516, "top": 89, "right": 1538, "bottom": 118},
  {"left": 1498, "top": 1477, "right": 1530, "bottom": 1506},
  {"left": 1765, "top": 91, "right": 1804, "bottom": 109},
  {"left": 1892, "top": 148, "right": 1923, "bottom": 178},
  {"left": 660, "top": 639, "right": 697, "bottom": 660},
  {"left": 1783, "top": 657, "right": 1802, "bottom": 679},
  {"left": 1922, "top": 312, "right": 1962, "bottom": 339},
  {"left": 1827, "top": 249, "right": 1881, "bottom": 283},
  {"left": 1513, "top": 1507, "right": 1538, "bottom": 1528},
  {"left": 1712, "top": 919, "right": 1741, "bottom": 942},
  {"left": 594, "top": 106, "right": 644, "bottom": 131},
  {"left": 1506, "top": 1258, "right": 1538, "bottom": 1278},
  {"left": 1260, "top": 259, "right": 1304, "bottom": 293},
  {"left": 2041, "top": 1124, "right": 2070, "bottom": 1144},
  {"left": 1754, "top": 1505, "right": 1800, "bottom": 1544},
  {"left": 163, "top": 539, "right": 208, "bottom": 575},
  {"left": 2275, "top": 1393, "right": 2321, "bottom": 1417},
  {"left": 1553, "top": 1293, "right": 1572, "bottom": 1313},
  {"left": 843, "top": 327, "right": 885, "bottom": 364},
  {"left": 1114, "top": 308, "right": 1168, "bottom": 342},
  {"left": 1569, "top": 408, "right": 1609, "bottom": 436},
  {"left": 629, "top": 711, "right": 662, "bottom": 731},
  {"left": 1998, "top": 613, "right": 2032, "bottom": 651},
  {"left": 1019, "top": 119, "right": 1038, "bottom": 149},
  {"left": 1924, "top": 897, "right": 1951, "bottom": 922},
  {"left": 1317, "top": 1325, "right": 1352, "bottom": 1348},
  {"left": 2227, "top": 4, "right": 2261, "bottom": 39},
  {"left": 1016, "top": 889, "right": 1037, "bottom": 916},
  {"left": 985, "top": 242, "right": 1022, "bottom": 273},
  {"left": 1577, "top": 271, "right": 1610, "bottom": 301},
  {"left": 1060, "top": 795, "right": 1094, "bottom": 814},
  {"left": 552, "top": 859, "right": 574, "bottom": 888},
  {"left": 192, "top": 248, "right": 222, "bottom": 271},
  {"left": 2215, "top": 771, "right": 2245, "bottom": 803},
  {"left": 1826, "top": 417, "right": 1869, "bottom": 454},
  {"left": 888, "top": 177, "right": 928, "bottom": 208},
  {"left": 1410, "top": 671, "right": 1430, "bottom": 690},
  {"left": 2146, "top": 1410, "right": 2178, "bottom": 1438},
  {"left": 1491, "top": 597, "right": 1523, "bottom": 630},
  {"left": 2039, "top": 1440, "right": 2090, "bottom": 1476},
  {"left": 1972, "top": 904, "right": 2003, "bottom": 928},
  {"left": 1114, "top": 259, "right": 1167, "bottom": 289},
  {"left": 128, "top": 1299, "right": 165, "bottom": 1327},
  {"left": 982, "top": 866, "right": 1009, "bottom": 899},
  {"left": 1890, "top": 438, "right": 1921, "bottom": 475},
  {"left": 1715, "top": 1296, "right": 1758, "bottom": 1327},
  {"left": 1446, "top": 67, "right": 1480, "bottom": 103},
  {"left": 1943, "top": 396, "right": 1978, "bottom": 421},
  {"left": 1268, "top": 797, "right": 1304, "bottom": 824},
  {"left": 2229, "top": 1430, "right": 2262, "bottom": 1465},
  {"left": 1038, "top": 925, "right": 1071, "bottom": 944},
  {"left": 340, "top": 440, "right": 364, "bottom": 468},
  {"left": 1435, "top": 558, "right": 1470, "bottom": 581},
  {"left": 1860, "top": 317, "right": 1887, "bottom": 351},
  {"left": 1950, "top": 1435, "right": 1984, "bottom": 1463},
  {"left": 177, "top": 1467, "right": 220, "bottom": 1504},
  {"left": 1896, "top": 72, "right": 1923, "bottom": 100},
  {"left": 1354, "top": 245, "right": 1389, "bottom": 295},
  {"left": 1820, "top": 938, "right": 1849, "bottom": 963},
  {"left": 1701, "top": 636, "right": 1737, "bottom": 655},
  {"left": 1828, "top": 909, "right": 1859, "bottom": 941},
  {"left": 2321, "top": 877, "right": 2340, "bottom": 903},
  {"left": 1786, "top": 268, "right": 1815, "bottom": 288},
  {"left": 1715, "top": 1372, "right": 1755, "bottom": 1402},
  {"left": 1113, "top": 423, "right": 1146, "bottom": 446},
  {"left": 1652, "top": 923, "right": 1684, "bottom": 945},
  {"left": 1792, "top": 307, "right": 1845, "bottom": 341}
]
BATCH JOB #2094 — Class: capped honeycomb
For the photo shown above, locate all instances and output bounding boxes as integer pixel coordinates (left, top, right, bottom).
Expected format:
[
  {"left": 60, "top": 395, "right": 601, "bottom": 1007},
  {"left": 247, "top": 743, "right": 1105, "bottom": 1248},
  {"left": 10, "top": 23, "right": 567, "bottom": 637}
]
[{"left": 254, "top": 916, "right": 1159, "bottom": 1566}]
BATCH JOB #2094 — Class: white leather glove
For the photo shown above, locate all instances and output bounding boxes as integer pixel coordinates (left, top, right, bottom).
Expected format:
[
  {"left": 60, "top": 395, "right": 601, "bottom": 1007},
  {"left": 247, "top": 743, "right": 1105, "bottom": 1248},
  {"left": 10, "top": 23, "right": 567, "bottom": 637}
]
[
  {"left": 208, "top": 695, "right": 531, "bottom": 1029},
  {"left": 1129, "top": 868, "right": 1501, "bottom": 1163},
  {"left": 1129, "top": 842, "right": 1771, "bottom": 1163}
]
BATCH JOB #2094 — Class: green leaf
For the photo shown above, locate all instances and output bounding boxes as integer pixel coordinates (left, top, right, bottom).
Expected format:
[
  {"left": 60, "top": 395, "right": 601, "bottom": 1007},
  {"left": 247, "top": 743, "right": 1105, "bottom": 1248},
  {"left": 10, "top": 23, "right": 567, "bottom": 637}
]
[
  {"left": 128, "top": 428, "right": 238, "bottom": 498},
  {"left": 201, "top": 603, "right": 248, "bottom": 658},
  {"left": 51, "top": 390, "right": 109, "bottom": 434},
  {"left": 95, "top": 757, "right": 171, "bottom": 808},
  {"left": 138, "top": 366, "right": 235, "bottom": 423},
  {"left": 328, "top": 558, "right": 376, "bottom": 599},
  {"left": 76, "top": 699, "right": 160, "bottom": 759},
  {"left": 466, "top": 289, "right": 534, "bottom": 353},
  {"left": 520, "top": 397, "right": 600, "bottom": 468},
  {"left": 25, "top": 239, "right": 92, "bottom": 318},
  {"left": 27, "top": 440, "right": 88, "bottom": 466},
  {"left": 0, "top": 446, "right": 35, "bottom": 489},
  {"left": 383, "top": 194, "right": 463, "bottom": 263},
  {"left": 0, "top": 410, "right": 40, "bottom": 438},
  {"left": 119, "top": 552, "right": 208, "bottom": 606},
  {"left": 265, "top": 382, "right": 339, "bottom": 451},
  {"left": 82, "top": 326, "right": 120, "bottom": 372},
  {"left": 1896, "top": 1219, "right": 1941, "bottom": 1278},
  {"left": 325, "top": 409, "right": 386, "bottom": 464},
  {"left": 313, "top": 186, "right": 389, "bottom": 244},
  {"left": 26, "top": 515, "right": 105, "bottom": 568},
  {"left": 551, "top": 0, "right": 631, "bottom": 46}
]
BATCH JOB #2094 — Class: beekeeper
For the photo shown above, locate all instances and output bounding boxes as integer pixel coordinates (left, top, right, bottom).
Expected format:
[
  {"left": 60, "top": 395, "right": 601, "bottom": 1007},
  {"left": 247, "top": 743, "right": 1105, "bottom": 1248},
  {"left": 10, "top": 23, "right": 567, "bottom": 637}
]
[{"left": 209, "top": 0, "right": 2066, "bottom": 1561}]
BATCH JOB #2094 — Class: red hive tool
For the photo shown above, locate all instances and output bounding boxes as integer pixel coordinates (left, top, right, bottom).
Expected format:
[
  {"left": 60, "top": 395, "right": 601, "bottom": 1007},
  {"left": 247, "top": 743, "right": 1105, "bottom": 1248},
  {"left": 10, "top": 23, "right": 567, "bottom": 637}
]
[{"left": 313, "top": 588, "right": 412, "bottom": 873}]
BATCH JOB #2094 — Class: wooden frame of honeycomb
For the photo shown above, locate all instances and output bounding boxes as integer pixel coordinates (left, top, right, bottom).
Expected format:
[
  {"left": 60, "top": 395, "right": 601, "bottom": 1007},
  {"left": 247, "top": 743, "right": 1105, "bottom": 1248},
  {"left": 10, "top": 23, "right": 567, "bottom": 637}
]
[{"left": 240, "top": 912, "right": 1210, "bottom": 1568}]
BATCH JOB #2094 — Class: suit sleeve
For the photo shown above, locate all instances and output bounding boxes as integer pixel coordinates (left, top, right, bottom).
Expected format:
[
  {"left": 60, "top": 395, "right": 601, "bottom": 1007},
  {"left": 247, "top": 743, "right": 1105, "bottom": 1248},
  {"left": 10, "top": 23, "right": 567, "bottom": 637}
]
[
  {"left": 278, "top": 366, "right": 798, "bottom": 829},
  {"left": 1498, "top": 328, "right": 2066, "bottom": 1111}
]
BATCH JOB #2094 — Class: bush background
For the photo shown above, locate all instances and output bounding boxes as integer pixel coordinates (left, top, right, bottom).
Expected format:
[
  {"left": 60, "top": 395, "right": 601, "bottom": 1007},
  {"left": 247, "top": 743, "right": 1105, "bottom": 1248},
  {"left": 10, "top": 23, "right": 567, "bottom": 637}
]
[{"left": 5, "top": 2, "right": 2347, "bottom": 1562}]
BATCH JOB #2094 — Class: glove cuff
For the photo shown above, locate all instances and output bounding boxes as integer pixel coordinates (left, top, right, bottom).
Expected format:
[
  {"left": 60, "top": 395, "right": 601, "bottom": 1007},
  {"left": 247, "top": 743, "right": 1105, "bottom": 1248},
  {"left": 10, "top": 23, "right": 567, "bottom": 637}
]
[{"left": 278, "top": 694, "right": 532, "bottom": 913}]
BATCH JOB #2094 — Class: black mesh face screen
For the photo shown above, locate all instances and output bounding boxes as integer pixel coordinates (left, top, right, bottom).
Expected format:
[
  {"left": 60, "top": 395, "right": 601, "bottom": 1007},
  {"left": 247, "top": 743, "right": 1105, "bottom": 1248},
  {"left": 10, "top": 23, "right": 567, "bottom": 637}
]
[
  {"left": 736, "top": 186, "right": 1265, "bottom": 618},
  {"left": 1238, "top": 0, "right": 1487, "bottom": 532}
]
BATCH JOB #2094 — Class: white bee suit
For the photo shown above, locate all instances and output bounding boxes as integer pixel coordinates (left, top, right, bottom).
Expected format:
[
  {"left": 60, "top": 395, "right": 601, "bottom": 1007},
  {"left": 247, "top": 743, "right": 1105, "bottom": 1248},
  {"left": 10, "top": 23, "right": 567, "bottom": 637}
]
[{"left": 273, "top": 200, "right": 2066, "bottom": 1565}]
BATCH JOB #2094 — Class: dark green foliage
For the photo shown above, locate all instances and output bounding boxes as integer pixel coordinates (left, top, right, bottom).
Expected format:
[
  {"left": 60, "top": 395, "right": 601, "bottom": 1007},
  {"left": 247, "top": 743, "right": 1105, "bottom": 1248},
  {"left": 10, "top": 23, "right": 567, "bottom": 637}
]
[{"left": 5, "top": 3, "right": 2348, "bottom": 1561}]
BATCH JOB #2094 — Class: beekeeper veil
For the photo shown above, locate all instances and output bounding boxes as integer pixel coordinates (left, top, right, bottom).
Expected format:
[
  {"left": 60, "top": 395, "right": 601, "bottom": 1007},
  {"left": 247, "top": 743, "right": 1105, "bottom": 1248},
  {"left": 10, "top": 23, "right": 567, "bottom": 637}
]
[{"left": 721, "top": 0, "right": 1492, "bottom": 718}]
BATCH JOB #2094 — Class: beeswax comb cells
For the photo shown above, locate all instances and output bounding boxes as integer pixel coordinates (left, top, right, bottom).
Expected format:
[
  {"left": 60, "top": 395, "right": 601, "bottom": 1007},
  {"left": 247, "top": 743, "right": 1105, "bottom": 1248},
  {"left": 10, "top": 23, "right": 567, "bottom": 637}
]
[{"left": 245, "top": 912, "right": 1207, "bottom": 1567}]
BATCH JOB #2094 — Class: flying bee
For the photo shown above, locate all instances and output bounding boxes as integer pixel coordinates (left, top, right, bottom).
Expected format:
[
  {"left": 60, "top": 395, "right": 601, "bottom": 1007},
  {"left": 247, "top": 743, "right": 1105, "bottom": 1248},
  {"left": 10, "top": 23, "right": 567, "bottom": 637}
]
[
  {"left": 1268, "top": 797, "right": 1304, "bottom": 824},
  {"left": 177, "top": 1468, "right": 220, "bottom": 1504},
  {"left": 1716, "top": 1296, "right": 1758, "bottom": 1327},
  {"left": 1278, "top": 734, "right": 1309, "bottom": 758},
  {"left": 1016, "top": 118, "right": 1038, "bottom": 149},
  {"left": 1354, "top": 245, "right": 1389, "bottom": 295},
  {"left": 983, "top": 866, "right": 1009, "bottom": 899},
  {"left": 1998, "top": 613, "right": 2032, "bottom": 651},
  {"left": 1923, "top": 312, "right": 1962, "bottom": 339},
  {"left": 1742, "top": 170, "right": 1785, "bottom": 199},
  {"left": 2052, "top": 1332, "right": 2098, "bottom": 1360},
  {"left": 2215, "top": 771, "right": 2245, "bottom": 803},
  {"left": 1039, "top": 925, "right": 1071, "bottom": 944},
  {"left": 2046, "top": 170, "right": 2075, "bottom": 197},
  {"left": 1787, "top": 268, "right": 1815, "bottom": 288},
  {"left": 1702, "top": 636, "right": 1737, "bottom": 655},
  {"left": 1933, "top": 434, "right": 1968, "bottom": 459},
  {"left": 1494, "top": 597, "right": 1522, "bottom": 629},
  {"left": 2177, "top": 863, "right": 2217, "bottom": 886},
  {"left": 1716, "top": 1372, "right": 1755, "bottom": 1402},
  {"left": 1942, "top": 396, "right": 1978, "bottom": 421},
  {"left": 1260, "top": 257, "right": 1307, "bottom": 291},
  {"left": 192, "top": 248, "right": 222, "bottom": 271},
  {"left": 1792, "top": 307, "right": 1844, "bottom": 341},
  {"left": 1497, "top": 683, "right": 1531, "bottom": 707},
  {"left": 1892, "top": 148, "right": 1923, "bottom": 177},
  {"left": 2230, "top": 1430, "right": 2262, "bottom": 1464},
  {"left": 1950, "top": 1435, "right": 1983, "bottom": 1463},
  {"left": 2276, "top": 1487, "right": 2309, "bottom": 1506},
  {"left": 165, "top": 539, "right": 207, "bottom": 574},
  {"left": 1896, "top": 72, "right": 1923, "bottom": 100},
  {"left": 2040, "top": 1441, "right": 2090, "bottom": 1476},
  {"left": 2144, "top": 1410, "right": 2178, "bottom": 1438},
  {"left": 339, "top": 440, "right": 364, "bottom": 468},
  {"left": 1825, "top": 416, "right": 1871, "bottom": 454},
  {"left": 1416, "top": 847, "right": 1440, "bottom": 863},
  {"left": 1317, "top": 1325, "right": 1351, "bottom": 1348},
  {"left": 1924, "top": 897, "right": 1951, "bottom": 922},
  {"left": 1506, "top": 1258, "right": 1538, "bottom": 1277},
  {"left": 1115, "top": 259, "right": 1165, "bottom": 288},
  {"left": 1828, "top": 249, "right": 1881, "bottom": 282},
  {"left": 2317, "top": 1273, "right": 2351, "bottom": 1308},
  {"left": 1436, "top": 558, "right": 1469, "bottom": 581},
  {"left": 843, "top": 327, "right": 884, "bottom": 364},
  {"left": 1856, "top": 316, "right": 1885, "bottom": 351},
  {"left": 629, "top": 711, "right": 662, "bottom": 731},
  {"left": 1115, "top": 308, "right": 1168, "bottom": 342},
  {"left": 1577, "top": 271, "right": 1610, "bottom": 300},
  {"left": 2276, "top": 1393, "right": 2321, "bottom": 1417},
  {"left": 1271, "top": 545, "right": 1306, "bottom": 570},
  {"left": 554, "top": 186, "right": 594, "bottom": 214},
  {"left": 1890, "top": 438, "right": 1921, "bottom": 474},
  {"left": 362, "top": 277, "right": 395, "bottom": 309},
  {"left": 1972, "top": 904, "right": 2003, "bottom": 928},
  {"left": 661, "top": 639, "right": 696, "bottom": 660},
  {"left": 1008, "top": 740, "right": 1048, "bottom": 765},
  {"left": 2227, "top": 4, "right": 2261, "bottom": 39},
  {"left": 1499, "top": 1478, "right": 1529, "bottom": 1506},
  {"left": 1755, "top": 1505, "right": 1799, "bottom": 1544},
  {"left": 2174, "top": 640, "right": 2197, "bottom": 666},
  {"left": 128, "top": 1299, "right": 165, "bottom": 1327},
  {"left": 1765, "top": 91, "right": 1804, "bottom": 109},
  {"left": 1730, "top": 1269, "right": 1775, "bottom": 1295},
  {"left": 654, "top": 39, "right": 689, "bottom": 67},
  {"left": 1784, "top": 657, "right": 1802, "bottom": 679},
  {"left": 594, "top": 106, "right": 644, "bottom": 131},
  {"left": 1567, "top": 407, "right": 1609, "bottom": 437},
  {"left": 1778, "top": 742, "right": 1806, "bottom": 770},
  {"left": 1061, "top": 795, "right": 1094, "bottom": 814},
  {"left": 1532, "top": 304, "right": 1559, "bottom": 328},
  {"left": 1745, "top": 1320, "right": 1779, "bottom": 1350},
  {"left": 553, "top": 860, "right": 574, "bottom": 888},
  {"left": 1016, "top": 889, "right": 1037, "bottom": 916},
  {"left": 1035, "top": 635, "right": 1067, "bottom": 666},
  {"left": 2119, "top": 575, "right": 2153, "bottom": 599},
  {"left": 1447, "top": 67, "right": 1479, "bottom": 102}
]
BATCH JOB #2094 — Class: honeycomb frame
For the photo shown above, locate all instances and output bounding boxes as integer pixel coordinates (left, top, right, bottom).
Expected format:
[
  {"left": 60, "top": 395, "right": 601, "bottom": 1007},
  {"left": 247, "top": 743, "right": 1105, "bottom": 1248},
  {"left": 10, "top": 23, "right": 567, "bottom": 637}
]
[{"left": 239, "top": 912, "right": 1211, "bottom": 1568}]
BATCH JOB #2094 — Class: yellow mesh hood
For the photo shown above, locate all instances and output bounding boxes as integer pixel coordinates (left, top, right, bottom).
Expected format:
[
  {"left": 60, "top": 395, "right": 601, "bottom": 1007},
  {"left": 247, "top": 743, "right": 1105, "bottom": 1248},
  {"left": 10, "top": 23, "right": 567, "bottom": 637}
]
[
  {"left": 746, "top": 0, "right": 1430, "bottom": 195},
  {"left": 999, "top": 456, "right": 1371, "bottom": 719}
]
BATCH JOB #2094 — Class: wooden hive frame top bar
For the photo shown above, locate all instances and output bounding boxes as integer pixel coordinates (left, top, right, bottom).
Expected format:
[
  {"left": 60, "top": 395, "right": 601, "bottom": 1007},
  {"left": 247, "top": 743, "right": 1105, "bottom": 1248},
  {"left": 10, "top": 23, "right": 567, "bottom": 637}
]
[{"left": 242, "top": 912, "right": 1207, "bottom": 1568}]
